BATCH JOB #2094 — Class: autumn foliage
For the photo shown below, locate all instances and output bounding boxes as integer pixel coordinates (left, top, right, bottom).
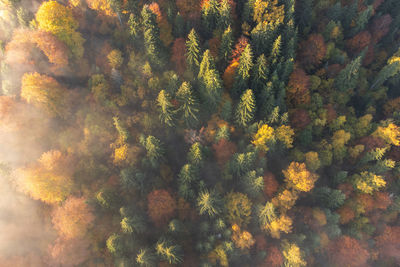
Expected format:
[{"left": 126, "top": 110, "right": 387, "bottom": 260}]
[
  {"left": 298, "top": 34, "right": 326, "bottom": 71},
  {"left": 147, "top": 190, "right": 177, "bottom": 226},
  {"left": 286, "top": 67, "right": 311, "bottom": 107},
  {"left": 327, "top": 236, "right": 370, "bottom": 267}
]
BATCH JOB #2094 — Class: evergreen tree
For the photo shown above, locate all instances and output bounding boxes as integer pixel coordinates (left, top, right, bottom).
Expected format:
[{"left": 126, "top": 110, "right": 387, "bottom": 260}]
[
  {"left": 156, "top": 90, "right": 175, "bottom": 127},
  {"left": 141, "top": 5, "right": 165, "bottom": 68},
  {"left": 218, "top": 0, "right": 232, "bottom": 30},
  {"left": 218, "top": 26, "right": 234, "bottom": 69},
  {"left": 251, "top": 54, "right": 268, "bottom": 93},
  {"left": 235, "top": 89, "right": 256, "bottom": 127},
  {"left": 121, "top": 215, "right": 147, "bottom": 234},
  {"left": 257, "top": 82, "right": 275, "bottom": 118},
  {"left": 199, "top": 50, "right": 216, "bottom": 79},
  {"left": 371, "top": 48, "right": 400, "bottom": 89},
  {"left": 335, "top": 51, "right": 364, "bottom": 91},
  {"left": 188, "top": 142, "right": 204, "bottom": 166},
  {"left": 155, "top": 238, "right": 183, "bottom": 264},
  {"left": 233, "top": 44, "right": 253, "bottom": 98},
  {"left": 136, "top": 248, "right": 157, "bottom": 267},
  {"left": 199, "top": 68, "right": 223, "bottom": 110},
  {"left": 176, "top": 82, "right": 199, "bottom": 127},
  {"left": 186, "top": 29, "right": 201, "bottom": 71},
  {"left": 201, "top": 0, "right": 220, "bottom": 36},
  {"left": 173, "top": 12, "right": 185, "bottom": 38},
  {"left": 269, "top": 35, "right": 281, "bottom": 65},
  {"left": 243, "top": 170, "right": 264, "bottom": 198},
  {"left": 140, "top": 135, "right": 164, "bottom": 168},
  {"left": 197, "top": 189, "right": 222, "bottom": 217}
]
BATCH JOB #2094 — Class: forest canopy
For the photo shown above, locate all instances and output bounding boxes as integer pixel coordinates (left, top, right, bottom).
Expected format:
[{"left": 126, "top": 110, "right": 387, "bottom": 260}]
[{"left": 0, "top": 0, "right": 400, "bottom": 266}]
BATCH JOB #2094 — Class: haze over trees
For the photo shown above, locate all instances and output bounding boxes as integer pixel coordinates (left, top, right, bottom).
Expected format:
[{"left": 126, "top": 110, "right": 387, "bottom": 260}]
[{"left": 1, "top": 0, "right": 400, "bottom": 266}]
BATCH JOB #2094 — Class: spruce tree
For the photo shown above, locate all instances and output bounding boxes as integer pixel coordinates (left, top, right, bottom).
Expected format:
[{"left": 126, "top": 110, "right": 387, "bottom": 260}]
[
  {"left": 335, "top": 51, "right": 364, "bottom": 91},
  {"left": 176, "top": 82, "right": 199, "bottom": 127},
  {"left": 218, "top": 26, "right": 234, "bottom": 69},
  {"left": 155, "top": 239, "right": 183, "bottom": 264},
  {"left": 197, "top": 189, "right": 222, "bottom": 217},
  {"left": 233, "top": 44, "right": 253, "bottom": 98},
  {"left": 235, "top": 89, "right": 256, "bottom": 127},
  {"left": 186, "top": 29, "right": 201, "bottom": 72},
  {"left": 156, "top": 90, "right": 175, "bottom": 127},
  {"left": 141, "top": 5, "right": 165, "bottom": 68},
  {"left": 201, "top": 0, "right": 220, "bottom": 36},
  {"left": 218, "top": 0, "right": 232, "bottom": 30},
  {"left": 136, "top": 248, "right": 157, "bottom": 267}
]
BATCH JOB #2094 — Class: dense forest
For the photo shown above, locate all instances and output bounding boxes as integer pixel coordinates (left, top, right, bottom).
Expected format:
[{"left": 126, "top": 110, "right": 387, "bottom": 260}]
[{"left": 0, "top": 0, "right": 400, "bottom": 266}]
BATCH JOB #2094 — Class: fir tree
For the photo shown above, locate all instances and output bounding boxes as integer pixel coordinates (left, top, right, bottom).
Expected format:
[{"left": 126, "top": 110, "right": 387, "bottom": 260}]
[
  {"left": 218, "top": 0, "right": 232, "bottom": 30},
  {"left": 335, "top": 51, "right": 364, "bottom": 91},
  {"left": 233, "top": 44, "right": 253, "bottom": 98},
  {"left": 197, "top": 189, "right": 222, "bottom": 217},
  {"left": 156, "top": 90, "right": 175, "bottom": 127},
  {"left": 176, "top": 82, "right": 199, "bottom": 127},
  {"left": 136, "top": 248, "right": 157, "bottom": 267},
  {"left": 235, "top": 89, "right": 256, "bottom": 127},
  {"left": 218, "top": 26, "right": 234, "bottom": 69},
  {"left": 155, "top": 238, "right": 183, "bottom": 264},
  {"left": 186, "top": 29, "right": 201, "bottom": 71}
]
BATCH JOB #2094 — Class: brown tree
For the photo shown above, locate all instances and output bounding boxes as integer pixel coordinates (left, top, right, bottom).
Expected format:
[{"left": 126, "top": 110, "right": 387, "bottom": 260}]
[
  {"left": 298, "top": 34, "right": 327, "bottom": 71},
  {"left": 52, "top": 197, "right": 94, "bottom": 240},
  {"left": 263, "top": 172, "right": 279, "bottom": 198},
  {"left": 370, "top": 14, "right": 392, "bottom": 43},
  {"left": 147, "top": 190, "right": 177, "bottom": 227},
  {"left": 327, "top": 236, "right": 370, "bottom": 267},
  {"left": 375, "top": 226, "right": 400, "bottom": 264},
  {"left": 212, "top": 139, "right": 237, "bottom": 167},
  {"left": 286, "top": 67, "right": 311, "bottom": 107},
  {"left": 346, "top": 31, "right": 371, "bottom": 55},
  {"left": 171, "top": 38, "right": 187, "bottom": 75}
]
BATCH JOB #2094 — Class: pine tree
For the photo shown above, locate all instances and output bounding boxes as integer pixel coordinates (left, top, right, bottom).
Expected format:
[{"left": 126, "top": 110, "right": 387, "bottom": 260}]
[
  {"left": 199, "top": 68, "right": 223, "bottom": 109},
  {"left": 251, "top": 54, "right": 268, "bottom": 93},
  {"left": 269, "top": 35, "right": 281, "bottom": 65},
  {"left": 199, "top": 50, "right": 216, "bottom": 79},
  {"left": 136, "top": 248, "right": 157, "bottom": 267},
  {"left": 235, "top": 89, "right": 256, "bottom": 127},
  {"left": 201, "top": 0, "right": 220, "bottom": 36},
  {"left": 218, "top": 0, "right": 232, "bottom": 30},
  {"left": 233, "top": 44, "right": 253, "bottom": 98},
  {"left": 155, "top": 238, "right": 183, "bottom": 264},
  {"left": 173, "top": 12, "right": 185, "bottom": 38},
  {"left": 176, "top": 82, "right": 199, "bottom": 127},
  {"left": 121, "top": 215, "right": 147, "bottom": 234},
  {"left": 157, "top": 90, "right": 175, "bottom": 127},
  {"left": 140, "top": 135, "right": 164, "bottom": 168},
  {"left": 186, "top": 29, "right": 201, "bottom": 71},
  {"left": 197, "top": 189, "right": 222, "bottom": 217},
  {"left": 371, "top": 48, "right": 400, "bottom": 89},
  {"left": 142, "top": 5, "right": 165, "bottom": 68},
  {"left": 335, "top": 51, "right": 364, "bottom": 91},
  {"left": 218, "top": 26, "right": 234, "bottom": 69},
  {"left": 188, "top": 142, "right": 203, "bottom": 166},
  {"left": 243, "top": 170, "right": 264, "bottom": 198},
  {"left": 257, "top": 83, "right": 275, "bottom": 119}
]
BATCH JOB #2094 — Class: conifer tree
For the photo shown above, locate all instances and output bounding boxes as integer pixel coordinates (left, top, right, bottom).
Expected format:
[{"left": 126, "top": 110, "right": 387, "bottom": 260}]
[
  {"left": 251, "top": 54, "right": 268, "bottom": 94},
  {"left": 235, "top": 89, "right": 256, "bottom": 127},
  {"left": 186, "top": 29, "right": 201, "bottom": 71},
  {"left": 176, "top": 82, "right": 199, "bottom": 127},
  {"left": 140, "top": 135, "right": 164, "bottom": 168},
  {"left": 233, "top": 44, "right": 253, "bottom": 98},
  {"left": 218, "top": 0, "right": 232, "bottom": 30},
  {"left": 156, "top": 90, "right": 175, "bottom": 127},
  {"left": 141, "top": 5, "right": 165, "bottom": 68},
  {"left": 219, "top": 26, "right": 234, "bottom": 69},
  {"left": 188, "top": 142, "right": 204, "bottom": 166},
  {"left": 201, "top": 0, "right": 220, "bottom": 36},
  {"left": 197, "top": 189, "right": 222, "bottom": 217},
  {"left": 198, "top": 50, "right": 216, "bottom": 79},
  {"left": 155, "top": 238, "right": 183, "bottom": 264},
  {"left": 269, "top": 35, "right": 281, "bottom": 65},
  {"left": 136, "top": 248, "right": 157, "bottom": 267},
  {"left": 371, "top": 48, "right": 400, "bottom": 89},
  {"left": 335, "top": 51, "right": 364, "bottom": 92}
]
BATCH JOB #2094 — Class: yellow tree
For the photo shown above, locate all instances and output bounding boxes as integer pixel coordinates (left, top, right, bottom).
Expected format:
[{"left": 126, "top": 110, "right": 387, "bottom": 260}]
[
  {"left": 231, "top": 224, "right": 255, "bottom": 250},
  {"left": 283, "top": 162, "right": 319, "bottom": 192},
  {"left": 21, "top": 72, "right": 67, "bottom": 117},
  {"left": 282, "top": 241, "right": 306, "bottom": 267},
  {"left": 36, "top": 0, "right": 84, "bottom": 59},
  {"left": 252, "top": 123, "right": 275, "bottom": 152},
  {"left": 225, "top": 192, "right": 252, "bottom": 227},
  {"left": 275, "top": 125, "right": 294, "bottom": 149},
  {"left": 373, "top": 123, "right": 400, "bottom": 146},
  {"left": 253, "top": 0, "right": 285, "bottom": 26}
]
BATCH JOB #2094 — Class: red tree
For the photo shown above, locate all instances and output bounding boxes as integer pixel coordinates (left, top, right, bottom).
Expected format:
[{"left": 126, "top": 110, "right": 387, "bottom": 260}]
[
  {"left": 171, "top": 38, "right": 187, "bottom": 75},
  {"left": 147, "top": 189, "right": 177, "bottom": 227},
  {"left": 375, "top": 226, "right": 400, "bottom": 264},
  {"left": 327, "top": 236, "right": 370, "bottom": 267},
  {"left": 262, "top": 245, "right": 284, "bottom": 267},
  {"left": 346, "top": 31, "right": 371, "bottom": 55},
  {"left": 370, "top": 14, "right": 392, "bottom": 43},
  {"left": 289, "top": 109, "right": 311, "bottom": 129},
  {"left": 263, "top": 172, "right": 279, "bottom": 198},
  {"left": 231, "top": 36, "right": 249, "bottom": 64},
  {"left": 212, "top": 139, "right": 237, "bottom": 167},
  {"left": 286, "top": 67, "right": 311, "bottom": 107},
  {"left": 298, "top": 34, "right": 327, "bottom": 71}
]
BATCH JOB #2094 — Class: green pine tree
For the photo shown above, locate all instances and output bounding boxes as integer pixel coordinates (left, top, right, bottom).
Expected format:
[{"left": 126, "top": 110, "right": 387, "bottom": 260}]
[
  {"left": 218, "top": 26, "right": 234, "bottom": 69},
  {"left": 156, "top": 90, "right": 175, "bottom": 127},
  {"left": 186, "top": 29, "right": 201, "bottom": 71},
  {"left": 235, "top": 89, "right": 256, "bottom": 127},
  {"left": 335, "top": 51, "right": 365, "bottom": 91},
  {"left": 176, "top": 82, "right": 199, "bottom": 127},
  {"left": 233, "top": 44, "right": 254, "bottom": 98}
]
